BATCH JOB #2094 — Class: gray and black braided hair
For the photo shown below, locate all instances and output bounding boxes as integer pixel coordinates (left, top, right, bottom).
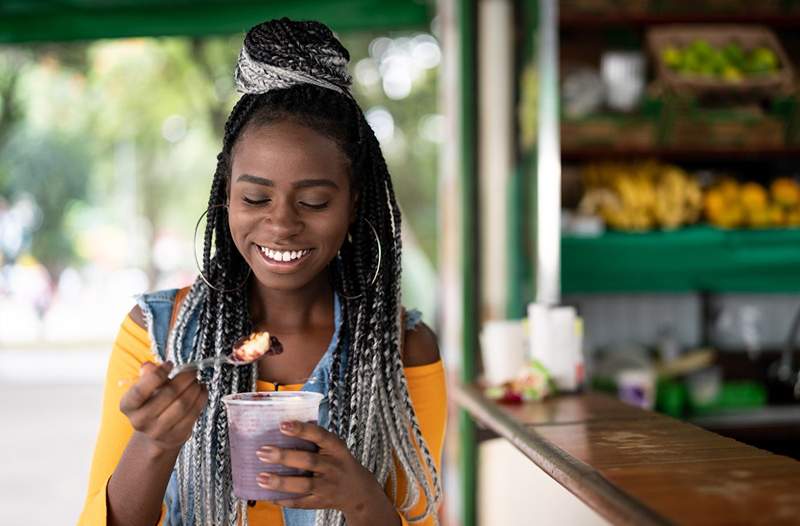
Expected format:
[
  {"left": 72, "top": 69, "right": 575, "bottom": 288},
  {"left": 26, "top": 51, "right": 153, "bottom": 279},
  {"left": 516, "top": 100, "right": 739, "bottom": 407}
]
[{"left": 166, "top": 18, "right": 441, "bottom": 526}]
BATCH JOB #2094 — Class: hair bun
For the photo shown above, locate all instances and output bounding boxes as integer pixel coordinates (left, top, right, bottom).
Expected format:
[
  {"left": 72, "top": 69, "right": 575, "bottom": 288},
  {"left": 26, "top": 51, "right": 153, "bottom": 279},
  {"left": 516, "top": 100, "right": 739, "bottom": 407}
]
[{"left": 235, "top": 18, "right": 352, "bottom": 95}]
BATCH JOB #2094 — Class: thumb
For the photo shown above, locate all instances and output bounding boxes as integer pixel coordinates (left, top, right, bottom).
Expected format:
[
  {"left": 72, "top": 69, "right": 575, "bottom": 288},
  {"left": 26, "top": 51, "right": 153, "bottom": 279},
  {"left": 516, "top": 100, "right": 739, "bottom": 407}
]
[{"left": 139, "top": 361, "right": 173, "bottom": 375}]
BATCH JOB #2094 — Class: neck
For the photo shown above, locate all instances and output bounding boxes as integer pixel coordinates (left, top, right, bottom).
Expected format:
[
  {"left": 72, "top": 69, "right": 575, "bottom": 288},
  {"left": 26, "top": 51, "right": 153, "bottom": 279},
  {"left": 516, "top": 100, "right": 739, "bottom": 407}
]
[{"left": 248, "top": 273, "right": 335, "bottom": 332}]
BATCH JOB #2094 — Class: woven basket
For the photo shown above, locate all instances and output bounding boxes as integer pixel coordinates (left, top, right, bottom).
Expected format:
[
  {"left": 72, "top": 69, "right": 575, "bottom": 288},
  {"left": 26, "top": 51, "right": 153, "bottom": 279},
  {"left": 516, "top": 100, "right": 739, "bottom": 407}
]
[{"left": 647, "top": 25, "right": 795, "bottom": 97}]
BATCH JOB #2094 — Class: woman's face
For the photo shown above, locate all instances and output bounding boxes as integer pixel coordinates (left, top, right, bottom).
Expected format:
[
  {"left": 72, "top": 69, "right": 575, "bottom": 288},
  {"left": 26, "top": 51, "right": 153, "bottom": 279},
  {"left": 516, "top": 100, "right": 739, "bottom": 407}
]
[{"left": 227, "top": 119, "right": 355, "bottom": 292}]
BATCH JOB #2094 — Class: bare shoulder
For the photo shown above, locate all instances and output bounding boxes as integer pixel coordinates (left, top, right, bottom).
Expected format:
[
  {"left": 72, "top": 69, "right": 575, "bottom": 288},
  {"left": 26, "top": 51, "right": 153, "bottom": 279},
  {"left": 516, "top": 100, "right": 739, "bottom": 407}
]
[
  {"left": 402, "top": 320, "right": 441, "bottom": 367},
  {"left": 128, "top": 305, "right": 146, "bottom": 329}
]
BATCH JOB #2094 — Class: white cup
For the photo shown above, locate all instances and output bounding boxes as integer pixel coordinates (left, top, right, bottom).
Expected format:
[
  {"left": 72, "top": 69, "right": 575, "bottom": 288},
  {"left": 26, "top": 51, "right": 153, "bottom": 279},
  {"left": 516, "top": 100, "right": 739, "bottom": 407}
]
[
  {"left": 480, "top": 320, "right": 527, "bottom": 386},
  {"left": 528, "top": 303, "right": 585, "bottom": 392}
]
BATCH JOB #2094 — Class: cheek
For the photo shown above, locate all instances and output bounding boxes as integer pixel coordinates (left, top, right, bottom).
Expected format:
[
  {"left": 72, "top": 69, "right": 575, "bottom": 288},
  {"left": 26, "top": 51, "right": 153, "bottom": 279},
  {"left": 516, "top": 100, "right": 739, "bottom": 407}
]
[
  {"left": 326, "top": 205, "right": 354, "bottom": 242},
  {"left": 307, "top": 213, "right": 347, "bottom": 245},
  {"left": 226, "top": 210, "right": 255, "bottom": 246}
]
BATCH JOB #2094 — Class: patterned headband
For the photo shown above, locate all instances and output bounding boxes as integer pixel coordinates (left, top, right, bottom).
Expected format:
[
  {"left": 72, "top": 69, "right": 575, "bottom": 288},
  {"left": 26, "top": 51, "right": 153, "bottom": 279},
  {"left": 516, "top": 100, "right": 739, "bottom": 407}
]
[{"left": 234, "top": 47, "right": 349, "bottom": 96}]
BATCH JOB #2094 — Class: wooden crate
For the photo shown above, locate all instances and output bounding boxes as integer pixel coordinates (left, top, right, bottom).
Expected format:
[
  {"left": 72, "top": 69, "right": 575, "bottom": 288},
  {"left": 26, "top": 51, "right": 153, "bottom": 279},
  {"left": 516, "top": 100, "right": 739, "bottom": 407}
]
[
  {"left": 562, "top": 0, "right": 650, "bottom": 13},
  {"left": 662, "top": 103, "right": 786, "bottom": 149},
  {"left": 562, "top": 114, "right": 658, "bottom": 149},
  {"left": 788, "top": 97, "right": 800, "bottom": 146},
  {"left": 653, "top": 0, "right": 786, "bottom": 14},
  {"left": 647, "top": 25, "right": 795, "bottom": 97}
]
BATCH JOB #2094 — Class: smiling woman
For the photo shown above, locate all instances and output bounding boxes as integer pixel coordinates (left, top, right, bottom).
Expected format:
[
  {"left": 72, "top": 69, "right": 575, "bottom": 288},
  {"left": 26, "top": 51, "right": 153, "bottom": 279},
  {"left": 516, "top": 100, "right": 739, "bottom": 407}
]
[
  {"left": 228, "top": 121, "right": 355, "bottom": 291},
  {"left": 79, "top": 17, "right": 445, "bottom": 526}
]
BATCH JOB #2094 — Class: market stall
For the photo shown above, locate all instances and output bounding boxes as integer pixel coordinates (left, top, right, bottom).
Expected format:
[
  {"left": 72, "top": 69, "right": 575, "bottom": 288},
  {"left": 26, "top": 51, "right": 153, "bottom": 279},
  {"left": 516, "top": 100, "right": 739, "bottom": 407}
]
[{"left": 445, "top": 0, "right": 800, "bottom": 524}]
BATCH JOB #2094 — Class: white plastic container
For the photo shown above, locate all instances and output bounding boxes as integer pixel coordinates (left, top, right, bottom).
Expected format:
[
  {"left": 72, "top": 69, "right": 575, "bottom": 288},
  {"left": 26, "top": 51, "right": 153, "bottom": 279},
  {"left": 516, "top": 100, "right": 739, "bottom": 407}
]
[
  {"left": 527, "top": 303, "right": 585, "bottom": 392},
  {"left": 480, "top": 320, "right": 527, "bottom": 386}
]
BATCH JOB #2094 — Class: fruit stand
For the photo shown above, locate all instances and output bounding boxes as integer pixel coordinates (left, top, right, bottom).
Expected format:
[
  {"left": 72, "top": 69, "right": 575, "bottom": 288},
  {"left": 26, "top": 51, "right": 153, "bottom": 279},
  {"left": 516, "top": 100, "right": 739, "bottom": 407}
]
[
  {"left": 556, "top": 0, "right": 800, "bottom": 441},
  {"left": 448, "top": 1, "right": 800, "bottom": 525},
  {"left": 557, "top": 5, "right": 800, "bottom": 292}
]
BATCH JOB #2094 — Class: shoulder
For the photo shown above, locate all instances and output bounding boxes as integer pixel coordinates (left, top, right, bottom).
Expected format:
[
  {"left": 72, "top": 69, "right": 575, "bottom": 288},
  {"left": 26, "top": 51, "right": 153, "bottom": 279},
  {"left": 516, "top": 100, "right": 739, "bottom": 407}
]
[
  {"left": 126, "top": 286, "right": 190, "bottom": 330},
  {"left": 402, "top": 318, "right": 441, "bottom": 368},
  {"left": 128, "top": 305, "right": 146, "bottom": 329}
]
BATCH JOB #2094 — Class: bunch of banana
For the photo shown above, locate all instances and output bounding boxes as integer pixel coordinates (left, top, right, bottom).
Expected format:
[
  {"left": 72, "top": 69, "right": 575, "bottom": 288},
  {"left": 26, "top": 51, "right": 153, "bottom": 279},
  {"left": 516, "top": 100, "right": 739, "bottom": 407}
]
[
  {"left": 704, "top": 177, "right": 800, "bottom": 228},
  {"left": 578, "top": 161, "right": 702, "bottom": 231},
  {"left": 654, "top": 167, "right": 703, "bottom": 229}
]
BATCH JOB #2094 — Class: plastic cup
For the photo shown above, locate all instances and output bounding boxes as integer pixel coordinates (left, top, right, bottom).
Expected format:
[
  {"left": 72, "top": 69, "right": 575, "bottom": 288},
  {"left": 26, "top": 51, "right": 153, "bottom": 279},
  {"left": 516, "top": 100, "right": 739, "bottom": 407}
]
[
  {"left": 480, "top": 320, "right": 527, "bottom": 386},
  {"left": 222, "top": 391, "right": 323, "bottom": 501}
]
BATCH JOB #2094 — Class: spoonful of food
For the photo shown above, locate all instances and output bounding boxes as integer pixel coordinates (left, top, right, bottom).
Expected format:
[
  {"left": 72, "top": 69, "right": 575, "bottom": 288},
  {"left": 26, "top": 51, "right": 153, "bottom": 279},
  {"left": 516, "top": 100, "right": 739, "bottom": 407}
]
[
  {"left": 167, "top": 331, "right": 283, "bottom": 378},
  {"left": 117, "top": 331, "right": 283, "bottom": 386}
]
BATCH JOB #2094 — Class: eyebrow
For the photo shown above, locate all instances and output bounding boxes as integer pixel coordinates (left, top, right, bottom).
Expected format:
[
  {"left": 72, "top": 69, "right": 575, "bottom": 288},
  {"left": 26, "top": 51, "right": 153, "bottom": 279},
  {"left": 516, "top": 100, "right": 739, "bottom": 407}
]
[{"left": 236, "top": 174, "right": 339, "bottom": 190}]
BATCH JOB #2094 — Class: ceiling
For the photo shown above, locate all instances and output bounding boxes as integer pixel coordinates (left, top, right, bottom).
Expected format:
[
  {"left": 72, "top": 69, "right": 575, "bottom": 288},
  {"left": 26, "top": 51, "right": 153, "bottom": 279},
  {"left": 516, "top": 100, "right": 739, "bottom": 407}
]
[{"left": 0, "top": 0, "right": 432, "bottom": 43}]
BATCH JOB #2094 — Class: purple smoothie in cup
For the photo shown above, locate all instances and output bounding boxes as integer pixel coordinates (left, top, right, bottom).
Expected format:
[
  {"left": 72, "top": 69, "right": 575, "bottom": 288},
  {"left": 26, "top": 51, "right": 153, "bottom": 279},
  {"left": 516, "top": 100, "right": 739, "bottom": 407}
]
[{"left": 223, "top": 391, "right": 323, "bottom": 501}]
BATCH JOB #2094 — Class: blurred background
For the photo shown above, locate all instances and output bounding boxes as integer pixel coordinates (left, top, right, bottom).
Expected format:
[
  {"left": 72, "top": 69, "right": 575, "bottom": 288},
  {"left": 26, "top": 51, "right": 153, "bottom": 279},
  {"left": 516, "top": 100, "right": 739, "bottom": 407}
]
[
  {"left": 3, "top": 0, "right": 800, "bottom": 525},
  {"left": 0, "top": 4, "right": 441, "bottom": 525},
  {"left": 0, "top": 33, "right": 441, "bottom": 347}
]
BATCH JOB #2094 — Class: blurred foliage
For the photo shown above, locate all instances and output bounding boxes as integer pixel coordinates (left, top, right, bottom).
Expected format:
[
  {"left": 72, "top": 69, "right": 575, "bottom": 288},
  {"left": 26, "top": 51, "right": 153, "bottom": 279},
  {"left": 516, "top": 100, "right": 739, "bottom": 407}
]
[
  {"left": 0, "top": 30, "right": 439, "bottom": 282},
  {"left": 342, "top": 33, "right": 440, "bottom": 263},
  {"left": 1, "top": 129, "right": 90, "bottom": 270}
]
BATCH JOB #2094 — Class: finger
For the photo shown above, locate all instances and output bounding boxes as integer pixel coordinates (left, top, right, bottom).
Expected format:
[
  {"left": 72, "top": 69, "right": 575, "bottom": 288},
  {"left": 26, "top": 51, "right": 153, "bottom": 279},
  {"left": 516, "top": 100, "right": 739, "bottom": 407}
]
[
  {"left": 257, "top": 473, "right": 315, "bottom": 496},
  {"left": 272, "top": 495, "right": 321, "bottom": 509},
  {"left": 138, "top": 369, "right": 200, "bottom": 417},
  {"left": 280, "top": 421, "right": 344, "bottom": 452},
  {"left": 257, "top": 447, "right": 328, "bottom": 474},
  {"left": 120, "top": 361, "right": 173, "bottom": 412},
  {"left": 160, "top": 384, "right": 208, "bottom": 442},
  {"left": 152, "top": 382, "right": 207, "bottom": 435}
]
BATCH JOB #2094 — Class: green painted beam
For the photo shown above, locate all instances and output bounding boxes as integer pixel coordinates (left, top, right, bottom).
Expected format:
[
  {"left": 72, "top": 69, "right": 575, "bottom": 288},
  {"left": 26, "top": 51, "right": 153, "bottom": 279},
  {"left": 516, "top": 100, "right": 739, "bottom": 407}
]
[
  {"left": 0, "top": 0, "right": 431, "bottom": 43},
  {"left": 458, "top": 408, "right": 478, "bottom": 526},
  {"left": 522, "top": 0, "right": 539, "bottom": 305},
  {"left": 562, "top": 227, "right": 800, "bottom": 294},
  {"left": 507, "top": 164, "right": 529, "bottom": 318},
  {"left": 458, "top": 0, "right": 478, "bottom": 524},
  {"left": 504, "top": 0, "right": 530, "bottom": 320},
  {"left": 458, "top": 0, "right": 477, "bottom": 389}
]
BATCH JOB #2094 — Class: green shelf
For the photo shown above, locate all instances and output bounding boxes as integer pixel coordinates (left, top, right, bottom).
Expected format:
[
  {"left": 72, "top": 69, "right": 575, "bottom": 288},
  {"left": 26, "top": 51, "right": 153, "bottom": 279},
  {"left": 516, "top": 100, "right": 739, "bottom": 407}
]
[{"left": 562, "top": 226, "right": 800, "bottom": 293}]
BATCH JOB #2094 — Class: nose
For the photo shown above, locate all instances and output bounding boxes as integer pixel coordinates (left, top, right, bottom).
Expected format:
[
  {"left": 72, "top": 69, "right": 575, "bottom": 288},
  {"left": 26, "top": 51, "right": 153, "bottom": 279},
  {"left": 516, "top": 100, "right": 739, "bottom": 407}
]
[{"left": 264, "top": 198, "right": 303, "bottom": 239}]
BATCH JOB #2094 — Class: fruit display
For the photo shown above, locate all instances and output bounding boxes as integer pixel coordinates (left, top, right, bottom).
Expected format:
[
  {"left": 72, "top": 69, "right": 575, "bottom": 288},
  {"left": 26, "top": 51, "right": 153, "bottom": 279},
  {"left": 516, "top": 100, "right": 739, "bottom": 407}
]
[
  {"left": 578, "top": 161, "right": 703, "bottom": 231},
  {"left": 647, "top": 26, "right": 794, "bottom": 96},
  {"left": 576, "top": 162, "right": 800, "bottom": 231},
  {"left": 661, "top": 40, "right": 781, "bottom": 82},
  {"left": 704, "top": 177, "right": 800, "bottom": 228}
]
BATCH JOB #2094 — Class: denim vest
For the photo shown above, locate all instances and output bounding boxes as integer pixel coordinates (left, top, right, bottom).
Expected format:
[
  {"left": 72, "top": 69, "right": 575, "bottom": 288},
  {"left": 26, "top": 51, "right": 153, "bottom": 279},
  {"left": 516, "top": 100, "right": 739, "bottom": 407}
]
[{"left": 136, "top": 289, "right": 347, "bottom": 526}]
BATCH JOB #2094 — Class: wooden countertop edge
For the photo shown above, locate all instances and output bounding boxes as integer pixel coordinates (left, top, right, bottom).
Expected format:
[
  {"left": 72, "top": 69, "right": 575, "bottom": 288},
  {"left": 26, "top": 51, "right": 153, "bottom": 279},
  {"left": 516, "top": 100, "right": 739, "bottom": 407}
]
[{"left": 453, "top": 382, "right": 672, "bottom": 526}]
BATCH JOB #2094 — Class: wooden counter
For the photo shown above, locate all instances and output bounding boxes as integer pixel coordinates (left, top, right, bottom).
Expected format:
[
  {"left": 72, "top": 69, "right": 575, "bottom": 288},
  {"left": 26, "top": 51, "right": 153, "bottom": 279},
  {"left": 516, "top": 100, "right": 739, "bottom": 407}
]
[{"left": 455, "top": 383, "right": 800, "bottom": 525}]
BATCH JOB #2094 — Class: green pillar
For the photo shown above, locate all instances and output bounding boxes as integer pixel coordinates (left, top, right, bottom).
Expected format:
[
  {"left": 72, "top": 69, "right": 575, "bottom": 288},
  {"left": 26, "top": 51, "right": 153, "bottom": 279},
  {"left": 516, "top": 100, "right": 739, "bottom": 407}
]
[{"left": 457, "top": 0, "right": 479, "bottom": 524}]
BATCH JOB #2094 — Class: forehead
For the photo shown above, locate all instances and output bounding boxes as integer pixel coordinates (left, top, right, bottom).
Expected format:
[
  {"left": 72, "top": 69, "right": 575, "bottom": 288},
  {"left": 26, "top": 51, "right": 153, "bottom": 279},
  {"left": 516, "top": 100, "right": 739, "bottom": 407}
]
[{"left": 231, "top": 120, "right": 350, "bottom": 185}]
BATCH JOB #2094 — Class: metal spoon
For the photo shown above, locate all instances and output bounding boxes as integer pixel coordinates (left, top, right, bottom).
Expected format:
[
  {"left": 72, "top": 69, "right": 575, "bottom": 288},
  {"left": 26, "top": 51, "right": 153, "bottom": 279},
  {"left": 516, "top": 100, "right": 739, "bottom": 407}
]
[
  {"left": 118, "top": 333, "right": 282, "bottom": 386},
  {"left": 168, "top": 333, "right": 283, "bottom": 378}
]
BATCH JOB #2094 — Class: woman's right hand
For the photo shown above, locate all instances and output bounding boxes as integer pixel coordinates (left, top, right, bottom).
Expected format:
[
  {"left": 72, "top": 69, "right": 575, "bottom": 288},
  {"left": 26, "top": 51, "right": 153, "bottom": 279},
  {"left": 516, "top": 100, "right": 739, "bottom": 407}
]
[{"left": 119, "top": 361, "right": 208, "bottom": 454}]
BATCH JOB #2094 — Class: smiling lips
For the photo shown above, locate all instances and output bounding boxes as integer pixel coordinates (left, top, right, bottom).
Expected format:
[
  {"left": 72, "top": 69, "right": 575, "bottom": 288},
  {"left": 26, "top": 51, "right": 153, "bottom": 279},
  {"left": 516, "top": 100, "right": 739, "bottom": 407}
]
[{"left": 258, "top": 245, "right": 312, "bottom": 265}]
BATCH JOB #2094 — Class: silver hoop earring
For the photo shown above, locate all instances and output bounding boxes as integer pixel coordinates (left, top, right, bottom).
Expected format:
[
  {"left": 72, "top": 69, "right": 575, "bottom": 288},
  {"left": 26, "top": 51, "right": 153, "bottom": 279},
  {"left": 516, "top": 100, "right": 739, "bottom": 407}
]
[
  {"left": 193, "top": 203, "right": 251, "bottom": 293},
  {"left": 337, "top": 218, "right": 382, "bottom": 301}
]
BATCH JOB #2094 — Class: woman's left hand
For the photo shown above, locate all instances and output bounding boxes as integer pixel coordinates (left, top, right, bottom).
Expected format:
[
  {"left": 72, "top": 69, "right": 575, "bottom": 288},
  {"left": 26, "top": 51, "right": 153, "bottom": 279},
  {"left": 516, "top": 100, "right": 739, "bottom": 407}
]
[{"left": 256, "top": 420, "right": 400, "bottom": 525}]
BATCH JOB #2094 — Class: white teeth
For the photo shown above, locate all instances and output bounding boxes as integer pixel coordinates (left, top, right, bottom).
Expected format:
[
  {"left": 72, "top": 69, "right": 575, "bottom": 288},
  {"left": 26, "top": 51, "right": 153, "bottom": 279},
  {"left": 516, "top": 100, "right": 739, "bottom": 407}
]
[{"left": 260, "top": 247, "right": 308, "bottom": 262}]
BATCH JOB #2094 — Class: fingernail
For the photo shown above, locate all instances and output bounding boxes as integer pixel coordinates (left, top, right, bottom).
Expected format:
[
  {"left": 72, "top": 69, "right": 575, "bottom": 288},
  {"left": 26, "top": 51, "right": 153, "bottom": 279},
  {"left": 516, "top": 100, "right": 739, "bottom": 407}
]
[
  {"left": 280, "top": 421, "right": 295, "bottom": 433},
  {"left": 163, "top": 361, "right": 174, "bottom": 372},
  {"left": 257, "top": 473, "right": 274, "bottom": 488},
  {"left": 257, "top": 447, "right": 275, "bottom": 461}
]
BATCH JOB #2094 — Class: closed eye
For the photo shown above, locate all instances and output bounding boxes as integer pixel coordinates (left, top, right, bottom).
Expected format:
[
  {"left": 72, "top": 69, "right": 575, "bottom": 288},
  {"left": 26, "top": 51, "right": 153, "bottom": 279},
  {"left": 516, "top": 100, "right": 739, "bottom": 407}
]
[
  {"left": 300, "top": 201, "right": 329, "bottom": 210},
  {"left": 243, "top": 196, "right": 270, "bottom": 205}
]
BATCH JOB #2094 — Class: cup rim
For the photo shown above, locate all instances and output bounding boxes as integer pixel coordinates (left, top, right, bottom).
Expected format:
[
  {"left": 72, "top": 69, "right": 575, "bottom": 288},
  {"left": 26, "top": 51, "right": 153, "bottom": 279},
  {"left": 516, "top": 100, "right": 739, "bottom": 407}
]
[{"left": 222, "top": 391, "right": 324, "bottom": 406}]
